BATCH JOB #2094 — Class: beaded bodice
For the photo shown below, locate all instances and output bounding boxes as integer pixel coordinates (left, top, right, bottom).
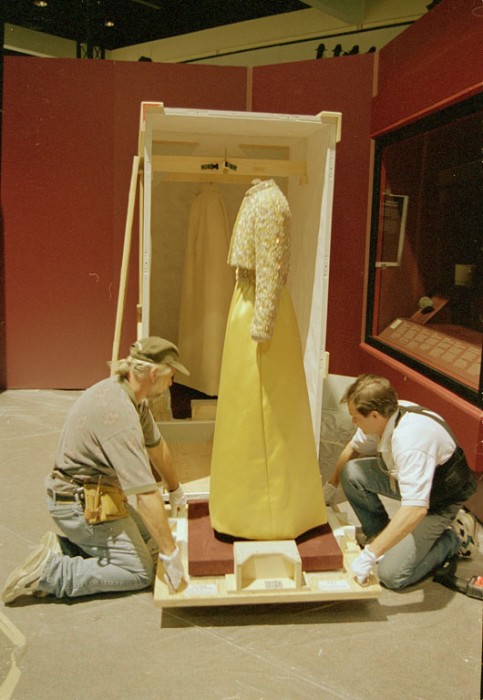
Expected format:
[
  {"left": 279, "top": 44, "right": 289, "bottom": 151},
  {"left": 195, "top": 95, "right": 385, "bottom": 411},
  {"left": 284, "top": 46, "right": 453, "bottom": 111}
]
[{"left": 229, "top": 179, "right": 291, "bottom": 342}]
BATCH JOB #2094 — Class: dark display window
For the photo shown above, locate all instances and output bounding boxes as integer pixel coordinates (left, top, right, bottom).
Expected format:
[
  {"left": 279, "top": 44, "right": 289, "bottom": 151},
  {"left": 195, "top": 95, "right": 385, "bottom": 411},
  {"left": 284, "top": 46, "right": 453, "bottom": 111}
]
[{"left": 366, "top": 95, "right": 482, "bottom": 407}]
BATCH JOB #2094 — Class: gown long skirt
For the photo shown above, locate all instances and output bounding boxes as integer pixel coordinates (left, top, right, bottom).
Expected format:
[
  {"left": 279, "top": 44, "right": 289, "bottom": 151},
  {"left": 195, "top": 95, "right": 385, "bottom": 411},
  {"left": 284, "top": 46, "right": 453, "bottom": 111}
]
[{"left": 209, "top": 277, "right": 327, "bottom": 540}]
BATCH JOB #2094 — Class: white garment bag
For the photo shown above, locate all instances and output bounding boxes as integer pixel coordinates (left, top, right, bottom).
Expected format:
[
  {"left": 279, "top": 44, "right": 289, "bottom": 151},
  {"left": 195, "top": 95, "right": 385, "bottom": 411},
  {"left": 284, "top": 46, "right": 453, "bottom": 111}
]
[{"left": 177, "top": 184, "right": 234, "bottom": 396}]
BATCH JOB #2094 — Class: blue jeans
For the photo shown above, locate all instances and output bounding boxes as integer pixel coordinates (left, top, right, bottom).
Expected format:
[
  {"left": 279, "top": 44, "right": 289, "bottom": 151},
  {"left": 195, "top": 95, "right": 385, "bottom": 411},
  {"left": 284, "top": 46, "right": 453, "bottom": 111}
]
[
  {"left": 340, "top": 458, "right": 461, "bottom": 590},
  {"left": 38, "top": 488, "right": 156, "bottom": 598}
]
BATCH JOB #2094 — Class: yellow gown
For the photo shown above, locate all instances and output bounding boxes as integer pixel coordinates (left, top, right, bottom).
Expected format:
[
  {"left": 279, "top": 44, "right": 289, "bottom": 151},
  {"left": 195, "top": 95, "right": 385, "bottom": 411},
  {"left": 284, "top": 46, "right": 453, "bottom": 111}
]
[{"left": 209, "top": 180, "right": 327, "bottom": 540}]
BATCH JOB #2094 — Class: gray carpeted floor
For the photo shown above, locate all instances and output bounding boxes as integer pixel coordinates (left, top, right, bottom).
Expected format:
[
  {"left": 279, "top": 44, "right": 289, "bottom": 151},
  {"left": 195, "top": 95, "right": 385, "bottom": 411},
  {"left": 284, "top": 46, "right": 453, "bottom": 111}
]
[{"left": 1, "top": 390, "right": 481, "bottom": 700}]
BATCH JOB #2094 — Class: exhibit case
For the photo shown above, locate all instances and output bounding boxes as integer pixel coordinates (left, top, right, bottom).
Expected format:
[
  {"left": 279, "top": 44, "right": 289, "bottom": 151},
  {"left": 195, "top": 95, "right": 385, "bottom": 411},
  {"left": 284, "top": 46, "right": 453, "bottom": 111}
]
[
  {"left": 366, "top": 95, "right": 482, "bottom": 407},
  {"left": 135, "top": 103, "right": 341, "bottom": 442}
]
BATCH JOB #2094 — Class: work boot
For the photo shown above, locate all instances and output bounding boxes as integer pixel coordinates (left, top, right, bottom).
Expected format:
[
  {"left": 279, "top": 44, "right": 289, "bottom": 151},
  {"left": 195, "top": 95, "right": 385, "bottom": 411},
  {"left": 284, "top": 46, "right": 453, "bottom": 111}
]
[
  {"left": 451, "top": 509, "right": 479, "bottom": 559},
  {"left": 2, "top": 544, "right": 51, "bottom": 604},
  {"left": 31, "top": 532, "right": 64, "bottom": 598}
]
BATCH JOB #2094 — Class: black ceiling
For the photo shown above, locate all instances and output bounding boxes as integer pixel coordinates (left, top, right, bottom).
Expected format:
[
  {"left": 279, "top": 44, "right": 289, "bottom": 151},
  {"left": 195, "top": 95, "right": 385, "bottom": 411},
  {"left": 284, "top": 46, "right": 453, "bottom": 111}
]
[{"left": 4, "top": 0, "right": 311, "bottom": 51}]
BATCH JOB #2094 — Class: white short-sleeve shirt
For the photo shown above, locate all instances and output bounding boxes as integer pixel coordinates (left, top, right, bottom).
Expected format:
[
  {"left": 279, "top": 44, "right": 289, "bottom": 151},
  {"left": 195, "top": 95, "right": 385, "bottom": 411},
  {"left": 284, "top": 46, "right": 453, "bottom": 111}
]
[{"left": 350, "top": 401, "right": 456, "bottom": 507}]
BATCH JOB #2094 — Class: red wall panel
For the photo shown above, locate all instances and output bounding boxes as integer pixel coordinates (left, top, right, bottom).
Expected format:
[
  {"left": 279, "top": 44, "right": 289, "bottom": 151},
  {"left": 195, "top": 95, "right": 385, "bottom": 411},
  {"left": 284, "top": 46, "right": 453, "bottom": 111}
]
[
  {"left": 2, "top": 58, "right": 115, "bottom": 388},
  {"left": 252, "top": 55, "right": 375, "bottom": 377},
  {"left": 372, "top": 0, "right": 483, "bottom": 135},
  {"left": 1, "top": 58, "right": 247, "bottom": 388}
]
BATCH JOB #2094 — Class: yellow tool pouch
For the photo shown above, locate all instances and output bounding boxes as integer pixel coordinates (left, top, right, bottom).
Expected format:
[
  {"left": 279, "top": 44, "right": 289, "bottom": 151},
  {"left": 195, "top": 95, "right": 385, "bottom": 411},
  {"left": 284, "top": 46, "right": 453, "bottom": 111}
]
[{"left": 83, "top": 479, "right": 129, "bottom": 525}]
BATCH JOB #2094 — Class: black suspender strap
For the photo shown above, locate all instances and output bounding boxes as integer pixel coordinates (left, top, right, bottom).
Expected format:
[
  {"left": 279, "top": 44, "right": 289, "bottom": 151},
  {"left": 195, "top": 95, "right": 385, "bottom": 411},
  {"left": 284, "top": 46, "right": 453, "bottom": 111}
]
[
  {"left": 395, "top": 404, "right": 477, "bottom": 511},
  {"left": 395, "top": 404, "right": 458, "bottom": 444}
]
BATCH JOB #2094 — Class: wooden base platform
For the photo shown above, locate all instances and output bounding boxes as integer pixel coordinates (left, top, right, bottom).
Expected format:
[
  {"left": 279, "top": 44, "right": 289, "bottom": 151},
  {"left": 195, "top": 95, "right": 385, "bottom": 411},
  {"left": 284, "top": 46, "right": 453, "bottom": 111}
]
[{"left": 153, "top": 481, "right": 381, "bottom": 609}]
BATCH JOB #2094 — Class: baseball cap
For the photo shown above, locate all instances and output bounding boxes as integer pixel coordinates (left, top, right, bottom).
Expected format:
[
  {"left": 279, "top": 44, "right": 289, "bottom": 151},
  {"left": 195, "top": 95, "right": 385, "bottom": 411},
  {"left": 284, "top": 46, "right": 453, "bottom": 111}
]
[{"left": 129, "top": 337, "right": 189, "bottom": 375}]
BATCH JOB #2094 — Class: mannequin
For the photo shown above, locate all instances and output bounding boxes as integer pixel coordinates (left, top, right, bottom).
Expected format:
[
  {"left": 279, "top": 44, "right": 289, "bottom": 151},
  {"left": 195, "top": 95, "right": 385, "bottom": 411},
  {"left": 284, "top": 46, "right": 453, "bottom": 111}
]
[{"left": 209, "top": 179, "right": 327, "bottom": 540}]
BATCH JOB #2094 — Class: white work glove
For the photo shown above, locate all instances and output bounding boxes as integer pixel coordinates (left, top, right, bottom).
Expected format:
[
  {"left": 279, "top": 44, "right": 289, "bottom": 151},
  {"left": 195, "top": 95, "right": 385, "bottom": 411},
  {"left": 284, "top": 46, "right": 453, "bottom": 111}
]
[
  {"left": 324, "top": 482, "right": 339, "bottom": 507},
  {"left": 158, "top": 546, "right": 185, "bottom": 593},
  {"left": 351, "top": 546, "right": 383, "bottom": 585},
  {"left": 168, "top": 484, "right": 187, "bottom": 515}
]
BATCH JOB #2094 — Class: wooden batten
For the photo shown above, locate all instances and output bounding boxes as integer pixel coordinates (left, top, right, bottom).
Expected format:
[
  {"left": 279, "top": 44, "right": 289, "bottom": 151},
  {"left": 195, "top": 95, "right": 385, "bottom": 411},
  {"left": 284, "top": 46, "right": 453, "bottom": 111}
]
[
  {"left": 163, "top": 172, "right": 277, "bottom": 184},
  {"left": 151, "top": 154, "right": 308, "bottom": 183},
  {"left": 111, "top": 155, "right": 141, "bottom": 370}
]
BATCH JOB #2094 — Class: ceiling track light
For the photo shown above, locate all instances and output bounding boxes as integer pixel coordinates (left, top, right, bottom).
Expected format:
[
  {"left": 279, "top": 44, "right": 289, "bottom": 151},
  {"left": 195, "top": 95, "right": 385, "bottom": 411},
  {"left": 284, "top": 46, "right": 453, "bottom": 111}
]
[{"left": 130, "top": 0, "right": 161, "bottom": 8}]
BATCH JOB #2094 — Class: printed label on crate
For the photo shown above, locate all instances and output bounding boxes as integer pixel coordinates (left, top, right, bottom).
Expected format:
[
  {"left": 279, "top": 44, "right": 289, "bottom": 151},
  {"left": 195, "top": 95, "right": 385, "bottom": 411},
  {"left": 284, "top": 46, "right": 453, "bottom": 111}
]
[
  {"left": 317, "top": 580, "right": 351, "bottom": 591},
  {"left": 184, "top": 583, "right": 218, "bottom": 597},
  {"left": 264, "top": 580, "right": 284, "bottom": 589}
]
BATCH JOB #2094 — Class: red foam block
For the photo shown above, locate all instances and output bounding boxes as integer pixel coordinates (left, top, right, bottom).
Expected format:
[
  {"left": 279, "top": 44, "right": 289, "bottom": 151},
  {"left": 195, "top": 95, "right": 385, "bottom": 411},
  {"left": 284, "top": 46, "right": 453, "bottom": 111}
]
[{"left": 187, "top": 500, "right": 343, "bottom": 577}]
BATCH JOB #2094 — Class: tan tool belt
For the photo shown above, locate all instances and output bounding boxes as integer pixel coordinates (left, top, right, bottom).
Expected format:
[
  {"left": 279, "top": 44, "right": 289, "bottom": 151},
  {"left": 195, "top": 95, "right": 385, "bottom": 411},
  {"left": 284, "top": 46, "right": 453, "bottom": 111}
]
[{"left": 83, "top": 479, "right": 129, "bottom": 525}]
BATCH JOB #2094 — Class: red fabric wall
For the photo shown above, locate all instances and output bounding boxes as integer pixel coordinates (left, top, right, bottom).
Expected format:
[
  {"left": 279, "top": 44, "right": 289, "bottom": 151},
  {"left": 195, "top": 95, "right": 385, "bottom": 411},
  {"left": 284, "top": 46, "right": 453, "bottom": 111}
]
[
  {"left": 0, "top": 54, "right": 374, "bottom": 388},
  {"left": 252, "top": 54, "right": 374, "bottom": 377},
  {"left": 372, "top": 0, "right": 483, "bottom": 135},
  {"left": 1, "top": 58, "right": 115, "bottom": 389},
  {"left": 1, "top": 58, "right": 247, "bottom": 388}
]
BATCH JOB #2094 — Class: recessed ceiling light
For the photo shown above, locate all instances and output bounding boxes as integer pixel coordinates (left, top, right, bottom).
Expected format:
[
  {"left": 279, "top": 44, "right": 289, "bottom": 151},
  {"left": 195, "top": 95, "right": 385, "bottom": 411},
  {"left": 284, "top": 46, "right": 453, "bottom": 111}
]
[
  {"left": 34, "top": 1, "right": 48, "bottom": 7},
  {"left": 104, "top": 20, "right": 115, "bottom": 27}
]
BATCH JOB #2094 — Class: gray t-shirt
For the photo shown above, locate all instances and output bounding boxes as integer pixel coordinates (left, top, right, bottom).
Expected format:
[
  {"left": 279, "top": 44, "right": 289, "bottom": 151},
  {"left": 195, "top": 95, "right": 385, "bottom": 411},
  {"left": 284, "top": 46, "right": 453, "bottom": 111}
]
[{"left": 52, "top": 376, "right": 161, "bottom": 494}]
